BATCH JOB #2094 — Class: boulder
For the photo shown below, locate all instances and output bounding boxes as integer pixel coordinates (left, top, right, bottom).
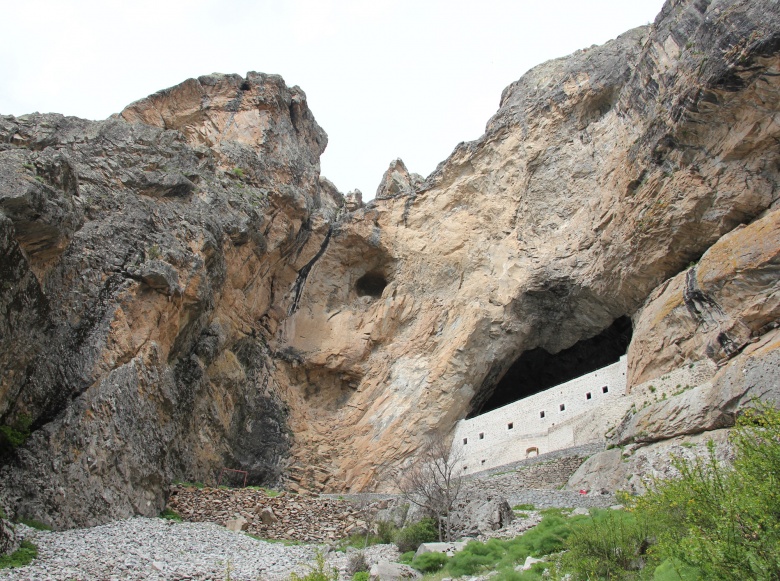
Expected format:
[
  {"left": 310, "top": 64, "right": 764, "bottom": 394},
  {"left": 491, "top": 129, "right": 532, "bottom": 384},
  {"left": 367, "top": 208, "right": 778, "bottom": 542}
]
[
  {"left": 369, "top": 561, "right": 421, "bottom": 581},
  {"left": 414, "top": 541, "right": 467, "bottom": 558},
  {"left": 225, "top": 516, "right": 248, "bottom": 532},
  {"left": 521, "top": 556, "right": 545, "bottom": 571},
  {"left": 451, "top": 497, "right": 513, "bottom": 537},
  {"left": 259, "top": 507, "right": 278, "bottom": 525},
  {"left": 0, "top": 517, "right": 19, "bottom": 557}
]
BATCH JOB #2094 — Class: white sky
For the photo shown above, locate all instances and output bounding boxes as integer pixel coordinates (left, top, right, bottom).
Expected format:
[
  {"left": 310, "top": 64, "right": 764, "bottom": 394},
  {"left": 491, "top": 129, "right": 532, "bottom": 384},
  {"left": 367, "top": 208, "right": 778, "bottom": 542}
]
[{"left": 1, "top": 0, "right": 666, "bottom": 199}]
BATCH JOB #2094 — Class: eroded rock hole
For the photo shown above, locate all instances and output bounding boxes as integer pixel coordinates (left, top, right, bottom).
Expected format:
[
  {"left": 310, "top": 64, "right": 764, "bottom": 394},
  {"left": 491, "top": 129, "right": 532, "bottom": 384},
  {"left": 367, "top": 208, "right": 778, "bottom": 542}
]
[
  {"left": 355, "top": 271, "right": 387, "bottom": 298},
  {"left": 468, "top": 316, "right": 632, "bottom": 418}
]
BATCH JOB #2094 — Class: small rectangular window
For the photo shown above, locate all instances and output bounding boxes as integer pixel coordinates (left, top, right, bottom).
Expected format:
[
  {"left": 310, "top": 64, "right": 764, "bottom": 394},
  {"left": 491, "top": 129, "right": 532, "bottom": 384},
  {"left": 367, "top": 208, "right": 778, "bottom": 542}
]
[
  {"left": 479, "top": 432, "right": 484, "bottom": 440},
  {"left": 586, "top": 392, "right": 592, "bottom": 400},
  {"left": 463, "top": 438, "right": 468, "bottom": 445},
  {"left": 540, "top": 411, "right": 545, "bottom": 418},
  {"left": 560, "top": 404, "right": 566, "bottom": 411},
  {"left": 508, "top": 422, "right": 514, "bottom": 430},
  {"left": 602, "top": 385, "right": 609, "bottom": 393}
]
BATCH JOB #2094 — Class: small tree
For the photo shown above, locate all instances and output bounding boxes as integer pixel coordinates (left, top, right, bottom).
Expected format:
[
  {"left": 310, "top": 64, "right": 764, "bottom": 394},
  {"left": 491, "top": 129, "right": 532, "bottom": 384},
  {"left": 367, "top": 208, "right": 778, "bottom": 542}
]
[{"left": 397, "top": 438, "right": 464, "bottom": 542}]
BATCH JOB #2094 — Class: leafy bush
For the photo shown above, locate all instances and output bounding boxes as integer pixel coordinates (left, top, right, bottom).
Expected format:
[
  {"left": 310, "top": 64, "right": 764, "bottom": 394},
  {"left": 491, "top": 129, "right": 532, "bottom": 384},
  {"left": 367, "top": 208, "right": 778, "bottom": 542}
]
[
  {"left": 0, "top": 540, "right": 38, "bottom": 569},
  {"left": 633, "top": 404, "right": 780, "bottom": 579},
  {"left": 394, "top": 518, "right": 438, "bottom": 553},
  {"left": 352, "top": 572, "right": 369, "bottom": 581},
  {"left": 559, "top": 404, "right": 780, "bottom": 579},
  {"left": 411, "top": 552, "right": 448, "bottom": 573},
  {"left": 398, "top": 551, "right": 415, "bottom": 565}
]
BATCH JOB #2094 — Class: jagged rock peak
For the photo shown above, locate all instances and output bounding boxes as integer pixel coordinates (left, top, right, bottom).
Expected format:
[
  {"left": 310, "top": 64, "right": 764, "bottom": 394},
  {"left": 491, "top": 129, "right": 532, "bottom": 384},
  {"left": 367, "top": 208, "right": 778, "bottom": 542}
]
[
  {"left": 374, "top": 158, "right": 423, "bottom": 200},
  {"left": 119, "top": 72, "right": 327, "bottom": 177}
]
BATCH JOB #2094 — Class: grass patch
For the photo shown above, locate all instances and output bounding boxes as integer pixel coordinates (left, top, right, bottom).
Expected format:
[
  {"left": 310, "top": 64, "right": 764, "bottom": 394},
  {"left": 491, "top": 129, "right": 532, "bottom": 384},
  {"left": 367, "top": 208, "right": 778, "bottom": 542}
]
[
  {"left": 174, "top": 480, "right": 206, "bottom": 489},
  {"left": 17, "top": 518, "right": 51, "bottom": 531},
  {"left": 245, "top": 485, "right": 281, "bottom": 497},
  {"left": 414, "top": 510, "right": 588, "bottom": 578},
  {"left": 513, "top": 503, "right": 535, "bottom": 511},
  {"left": 0, "top": 540, "right": 38, "bottom": 569},
  {"left": 159, "top": 508, "right": 182, "bottom": 522}
]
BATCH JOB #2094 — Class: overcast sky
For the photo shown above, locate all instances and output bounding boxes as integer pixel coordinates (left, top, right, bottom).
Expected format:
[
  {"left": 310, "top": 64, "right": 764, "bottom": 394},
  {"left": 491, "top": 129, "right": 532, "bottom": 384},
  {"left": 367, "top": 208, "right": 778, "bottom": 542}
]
[{"left": 1, "top": 0, "right": 666, "bottom": 199}]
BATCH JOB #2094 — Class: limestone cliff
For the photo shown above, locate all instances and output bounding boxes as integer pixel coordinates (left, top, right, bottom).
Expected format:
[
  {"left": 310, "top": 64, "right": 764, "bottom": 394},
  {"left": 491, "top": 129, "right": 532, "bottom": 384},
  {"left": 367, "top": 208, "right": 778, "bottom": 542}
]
[{"left": 1, "top": 0, "right": 779, "bottom": 527}]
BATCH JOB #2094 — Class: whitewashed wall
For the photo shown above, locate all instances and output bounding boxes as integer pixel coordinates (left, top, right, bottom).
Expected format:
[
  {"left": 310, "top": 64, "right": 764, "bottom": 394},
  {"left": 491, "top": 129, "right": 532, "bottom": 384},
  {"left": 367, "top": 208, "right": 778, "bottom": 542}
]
[
  {"left": 452, "top": 357, "right": 717, "bottom": 474},
  {"left": 452, "top": 357, "right": 627, "bottom": 473}
]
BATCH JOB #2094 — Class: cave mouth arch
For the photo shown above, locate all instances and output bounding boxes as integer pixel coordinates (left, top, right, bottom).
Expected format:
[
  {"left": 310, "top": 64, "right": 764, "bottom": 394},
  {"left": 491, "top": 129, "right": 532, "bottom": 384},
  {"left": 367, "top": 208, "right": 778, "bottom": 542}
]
[
  {"left": 468, "top": 316, "right": 633, "bottom": 418},
  {"left": 355, "top": 271, "right": 388, "bottom": 298}
]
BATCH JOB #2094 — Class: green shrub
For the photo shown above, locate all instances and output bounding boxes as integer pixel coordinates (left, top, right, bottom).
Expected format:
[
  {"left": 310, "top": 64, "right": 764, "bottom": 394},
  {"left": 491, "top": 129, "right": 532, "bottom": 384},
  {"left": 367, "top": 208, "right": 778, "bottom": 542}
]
[
  {"left": 289, "top": 551, "right": 338, "bottom": 581},
  {"left": 376, "top": 520, "right": 397, "bottom": 544},
  {"left": 232, "top": 167, "right": 245, "bottom": 178},
  {"left": 411, "top": 552, "right": 448, "bottom": 573},
  {"left": 0, "top": 414, "right": 33, "bottom": 450},
  {"left": 558, "top": 403, "right": 780, "bottom": 580},
  {"left": 352, "top": 572, "right": 369, "bottom": 581},
  {"left": 0, "top": 540, "right": 38, "bottom": 569},
  {"left": 394, "top": 518, "right": 437, "bottom": 553},
  {"left": 633, "top": 404, "right": 780, "bottom": 579},
  {"left": 398, "top": 551, "right": 415, "bottom": 565}
]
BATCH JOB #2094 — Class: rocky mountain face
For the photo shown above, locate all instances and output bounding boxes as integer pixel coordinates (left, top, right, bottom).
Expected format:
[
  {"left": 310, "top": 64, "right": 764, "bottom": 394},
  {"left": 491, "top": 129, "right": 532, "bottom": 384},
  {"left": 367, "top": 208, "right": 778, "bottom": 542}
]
[{"left": 1, "top": 0, "right": 779, "bottom": 528}]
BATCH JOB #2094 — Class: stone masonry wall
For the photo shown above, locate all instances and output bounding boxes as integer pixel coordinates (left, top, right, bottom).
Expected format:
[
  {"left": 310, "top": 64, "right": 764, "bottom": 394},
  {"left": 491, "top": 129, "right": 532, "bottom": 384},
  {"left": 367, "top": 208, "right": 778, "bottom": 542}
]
[{"left": 452, "top": 358, "right": 718, "bottom": 475}]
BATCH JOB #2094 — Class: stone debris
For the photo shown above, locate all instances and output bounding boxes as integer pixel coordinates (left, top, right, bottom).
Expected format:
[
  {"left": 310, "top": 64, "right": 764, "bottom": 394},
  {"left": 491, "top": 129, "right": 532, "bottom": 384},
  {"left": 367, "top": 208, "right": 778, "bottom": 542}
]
[
  {"left": 0, "top": 518, "right": 401, "bottom": 581},
  {"left": 167, "top": 485, "right": 370, "bottom": 543}
]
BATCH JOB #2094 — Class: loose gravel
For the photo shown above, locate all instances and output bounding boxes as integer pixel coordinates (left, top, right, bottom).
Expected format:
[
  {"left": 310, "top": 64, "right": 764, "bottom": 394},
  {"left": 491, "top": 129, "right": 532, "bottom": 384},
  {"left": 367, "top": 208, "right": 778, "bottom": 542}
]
[{"left": 0, "top": 518, "right": 350, "bottom": 581}]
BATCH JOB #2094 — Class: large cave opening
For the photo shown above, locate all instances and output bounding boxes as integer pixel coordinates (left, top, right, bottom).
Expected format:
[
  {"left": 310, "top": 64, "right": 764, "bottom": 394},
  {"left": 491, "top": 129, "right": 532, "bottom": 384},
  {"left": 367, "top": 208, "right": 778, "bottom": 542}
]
[{"left": 468, "top": 316, "right": 633, "bottom": 418}]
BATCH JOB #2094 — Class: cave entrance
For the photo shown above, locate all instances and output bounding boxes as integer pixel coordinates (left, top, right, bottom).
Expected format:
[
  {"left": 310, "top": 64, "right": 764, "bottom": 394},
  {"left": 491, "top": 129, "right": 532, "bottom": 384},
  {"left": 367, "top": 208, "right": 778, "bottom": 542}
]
[
  {"left": 468, "top": 316, "right": 632, "bottom": 418},
  {"left": 356, "top": 271, "right": 388, "bottom": 298}
]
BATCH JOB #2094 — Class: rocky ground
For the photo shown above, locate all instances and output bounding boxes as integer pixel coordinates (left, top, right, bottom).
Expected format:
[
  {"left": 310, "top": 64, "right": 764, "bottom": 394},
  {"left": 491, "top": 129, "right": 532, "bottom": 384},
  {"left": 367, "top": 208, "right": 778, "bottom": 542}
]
[
  {"left": 0, "top": 448, "right": 600, "bottom": 580},
  {"left": 167, "top": 485, "right": 374, "bottom": 543},
  {"left": 0, "top": 518, "right": 398, "bottom": 581}
]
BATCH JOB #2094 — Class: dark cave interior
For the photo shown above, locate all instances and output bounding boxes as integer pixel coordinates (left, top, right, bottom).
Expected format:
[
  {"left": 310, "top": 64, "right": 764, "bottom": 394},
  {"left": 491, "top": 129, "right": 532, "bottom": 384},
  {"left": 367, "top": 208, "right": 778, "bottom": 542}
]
[{"left": 469, "top": 316, "right": 633, "bottom": 418}]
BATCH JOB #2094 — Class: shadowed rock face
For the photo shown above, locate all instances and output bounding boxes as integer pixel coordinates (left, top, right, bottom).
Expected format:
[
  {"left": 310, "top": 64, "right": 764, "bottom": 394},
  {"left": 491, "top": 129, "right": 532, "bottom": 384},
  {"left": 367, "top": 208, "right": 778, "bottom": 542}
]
[
  {"left": 1, "top": 0, "right": 780, "bottom": 527},
  {"left": 470, "top": 316, "right": 632, "bottom": 417}
]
